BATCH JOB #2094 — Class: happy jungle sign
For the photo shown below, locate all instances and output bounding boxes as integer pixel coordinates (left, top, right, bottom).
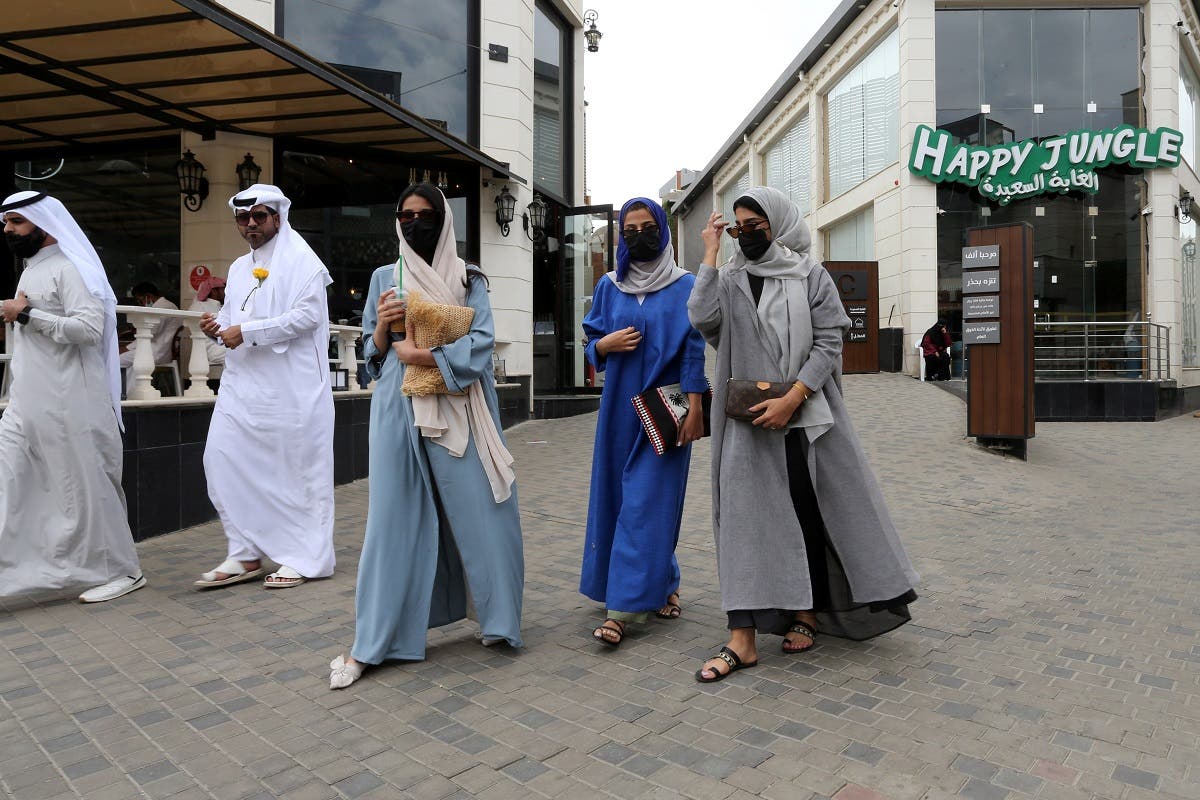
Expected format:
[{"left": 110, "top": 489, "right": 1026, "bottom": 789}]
[{"left": 908, "top": 123, "right": 1184, "bottom": 204}]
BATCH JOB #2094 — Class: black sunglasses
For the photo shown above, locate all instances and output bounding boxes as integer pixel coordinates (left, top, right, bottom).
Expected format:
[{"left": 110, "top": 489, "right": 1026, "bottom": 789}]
[
  {"left": 622, "top": 223, "right": 659, "bottom": 237},
  {"left": 725, "top": 219, "right": 769, "bottom": 239},
  {"left": 234, "top": 210, "right": 275, "bottom": 226},
  {"left": 396, "top": 209, "right": 439, "bottom": 223}
]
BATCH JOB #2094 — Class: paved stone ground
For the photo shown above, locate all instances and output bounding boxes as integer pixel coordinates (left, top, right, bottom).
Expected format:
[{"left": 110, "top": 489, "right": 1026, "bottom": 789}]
[{"left": 1, "top": 373, "right": 1198, "bottom": 800}]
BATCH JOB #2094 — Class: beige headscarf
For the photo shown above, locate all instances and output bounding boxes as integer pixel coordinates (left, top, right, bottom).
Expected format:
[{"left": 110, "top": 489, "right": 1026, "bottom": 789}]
[{"left": 397, "top": 189, "right": 516, "bottom": 503}]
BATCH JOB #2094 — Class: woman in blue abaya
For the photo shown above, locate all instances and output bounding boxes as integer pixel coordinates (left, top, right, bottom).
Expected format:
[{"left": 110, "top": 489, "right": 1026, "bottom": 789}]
[{"left": 580, "top": 197, "right": 708, "bottom": 647}]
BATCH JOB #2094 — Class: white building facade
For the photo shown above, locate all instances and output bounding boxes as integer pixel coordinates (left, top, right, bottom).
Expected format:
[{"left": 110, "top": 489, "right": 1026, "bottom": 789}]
[{"left": 674, "top": 0, "right": 1200, "bottom": 403}]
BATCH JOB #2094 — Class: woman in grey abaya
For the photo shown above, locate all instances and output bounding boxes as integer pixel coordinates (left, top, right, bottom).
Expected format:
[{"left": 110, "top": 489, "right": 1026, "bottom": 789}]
[{"left": 686, "top": 187, "right": 919, "bottom": 683}]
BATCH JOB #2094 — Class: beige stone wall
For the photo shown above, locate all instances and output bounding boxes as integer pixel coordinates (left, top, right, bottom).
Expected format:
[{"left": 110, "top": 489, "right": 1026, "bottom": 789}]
[{"left": 178, "top": 132, "right": 273, "bottom": 308}]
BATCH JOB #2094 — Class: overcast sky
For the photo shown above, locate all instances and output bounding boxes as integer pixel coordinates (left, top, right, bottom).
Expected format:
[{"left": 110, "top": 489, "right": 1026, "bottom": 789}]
[{"left": 581, "top": 0, "right": 842, "bottom": 208}]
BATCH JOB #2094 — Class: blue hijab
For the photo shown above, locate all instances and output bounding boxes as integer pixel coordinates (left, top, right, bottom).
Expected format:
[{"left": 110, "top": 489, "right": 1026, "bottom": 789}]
[{"left": 615, "top": 197, "right": 670, "bottom": 283}]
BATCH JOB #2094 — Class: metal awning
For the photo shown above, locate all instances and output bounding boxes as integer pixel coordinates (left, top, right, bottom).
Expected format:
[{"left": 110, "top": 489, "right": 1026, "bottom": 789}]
[{"left": 0, "top": 0, "right": 523, "bottom": 181}]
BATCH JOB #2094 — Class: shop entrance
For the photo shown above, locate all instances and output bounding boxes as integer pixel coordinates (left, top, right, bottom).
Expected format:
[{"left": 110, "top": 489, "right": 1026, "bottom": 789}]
[{"left": 532, "top": 203, "right": 613, "bottom": 395}]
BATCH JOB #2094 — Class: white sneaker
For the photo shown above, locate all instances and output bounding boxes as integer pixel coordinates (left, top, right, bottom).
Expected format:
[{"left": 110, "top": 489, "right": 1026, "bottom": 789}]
[
  {"left": 79, "top": 574, "right": 146, "bottom": 603},
  {"left": 329, "top": 655, "right": 364, "bottom": 690}
]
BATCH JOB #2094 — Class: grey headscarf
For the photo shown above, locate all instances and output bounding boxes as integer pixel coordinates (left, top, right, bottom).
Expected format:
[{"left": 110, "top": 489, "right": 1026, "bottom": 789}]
[
  {"left": 606, "top": 246, "right": 688, "bottom": 300},
  {"left": 725, "top": 186, "right": 834, "bottom": 439}
]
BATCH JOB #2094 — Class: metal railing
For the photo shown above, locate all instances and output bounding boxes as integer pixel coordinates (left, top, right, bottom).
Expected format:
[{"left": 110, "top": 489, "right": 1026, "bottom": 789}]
[
  {"left": 1033, "top": 320, "right": 1171, "bottom": 380},
  {"left": 0, "top": 309, "right": 369, "bottom": 404}
]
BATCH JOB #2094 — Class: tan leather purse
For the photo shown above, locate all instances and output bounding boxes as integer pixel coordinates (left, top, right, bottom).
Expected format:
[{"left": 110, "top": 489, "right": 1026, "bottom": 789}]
[{"left": 724, "top": 379, "right": 797, "bottom": 423}]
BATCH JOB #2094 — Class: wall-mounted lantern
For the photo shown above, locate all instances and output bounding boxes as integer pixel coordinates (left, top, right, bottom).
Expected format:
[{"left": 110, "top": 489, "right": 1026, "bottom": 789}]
[
  {"left": 176, "top": 149, "right": 209, "bottom": 212},
  {"left": 495, "top": 186, "right": 517, "bottom": 236},
  {"left": 583, "top": 9, "right": 602, "bottom": 52},
  {"left": 523, "top": 194, "right": 548, "bottom": 241},
  {"left": 235, "top": 153, "right": 262, "bottom": 191}
]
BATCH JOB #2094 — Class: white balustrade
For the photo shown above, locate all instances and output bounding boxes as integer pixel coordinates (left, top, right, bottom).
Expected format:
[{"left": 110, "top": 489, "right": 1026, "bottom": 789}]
[
  {"left": 107, "top": 306, "right": 369, "bottom": 404},
  {"left": 120, "top": 306, "right": 163, "bottom": 401},
  {"left": 331, "top": 325, "right": 361, "bottom": 387},
  {"left": 183, "top": 317, "right": 215, "bottom": 398},
  {"left": 0, "top": 322, "right": 12, "bottom": 401}
]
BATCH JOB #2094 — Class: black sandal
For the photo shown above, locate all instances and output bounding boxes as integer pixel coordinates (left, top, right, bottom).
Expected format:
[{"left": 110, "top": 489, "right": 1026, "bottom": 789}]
[
  {"left": 655, "top": 592, "right": 682, "bottom": 619},
  {"left": 593, "top": 619, "right": 625, "bottom": 647},
  {"left": 782, "top": 621, "right": 818, "bottom": 654},
  {"left": 694, "top": 646, "right": 758, "bottom": 683}
]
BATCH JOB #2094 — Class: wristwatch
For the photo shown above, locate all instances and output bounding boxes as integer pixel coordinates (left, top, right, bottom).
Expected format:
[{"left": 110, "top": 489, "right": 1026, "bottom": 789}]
[{"left": 15, "top": 308, "right": 31, "bottom": 325}]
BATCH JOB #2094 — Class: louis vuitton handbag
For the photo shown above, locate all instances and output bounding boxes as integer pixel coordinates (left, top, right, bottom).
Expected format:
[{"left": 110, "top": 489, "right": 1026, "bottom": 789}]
[
  {"left": 724, "top": 379, "right": 798, "bottom": 424},
  {"left": 400, "top": 290, "right": 475, "bottom": 397}
]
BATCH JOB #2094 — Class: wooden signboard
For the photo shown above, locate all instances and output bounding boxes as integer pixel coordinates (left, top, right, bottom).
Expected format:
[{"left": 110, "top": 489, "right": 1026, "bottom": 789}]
[
  {"left": 825, "top": 261, "right": 878, "bottom": 374},
  {"left": 965, "top": 223, "right": 1035, "bottom": 457}
]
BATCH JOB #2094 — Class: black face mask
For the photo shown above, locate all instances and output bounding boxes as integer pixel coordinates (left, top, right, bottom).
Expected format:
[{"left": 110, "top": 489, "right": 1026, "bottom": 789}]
[
  {"left": 737, "top": 228, "right": 771, "bottom": 261},
  {"left": 623, "top": 229, "right": 661, "bottom": 262},
  {"left": 400, "top": 218, "right": 441, "bottom": 263},
  {"left": 5, "top": 229, "right": 47, "bottom": 260}
]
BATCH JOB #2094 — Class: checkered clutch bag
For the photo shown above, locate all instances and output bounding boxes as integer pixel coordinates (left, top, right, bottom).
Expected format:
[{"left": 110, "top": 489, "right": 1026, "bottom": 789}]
[{"left": 631, "top": 384, "right": 712, "bottom": 456}]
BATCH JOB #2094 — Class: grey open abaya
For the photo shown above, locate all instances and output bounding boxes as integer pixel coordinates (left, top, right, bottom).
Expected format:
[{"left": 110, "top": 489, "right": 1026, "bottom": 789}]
[{"left": 687, "top": 188, "right": 918, "bottom": 639}]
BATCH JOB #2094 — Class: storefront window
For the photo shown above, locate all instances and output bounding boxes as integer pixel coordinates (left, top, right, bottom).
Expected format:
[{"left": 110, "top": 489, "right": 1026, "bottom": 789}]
[
  {"left": 282, "top": 0, "right": 474, "bottom": 141},
  {"left": 279, "top": 152, "right": 473, "bottom": 325},
  {"left": 763, "top": 112, "right": 811, "bottom": 215},
  {"left": 11, "top": 148, "right": 181, "bottom": 302},
  {"left": 1183, "top": 219, "right": 1199, "bottom": 367},
  {"left": 826, "top": 206, "right": 874, "bottom": 261},
  {"left": 934, "top": 8, "right": 1143, "bottom": 332},
  {"left": 826, "top": 29, "right": 899, "bottom": 199},
  {"left": 534, "top": 3, "right": 571, "bottom": 200},
  {"left": 1180, "top": 59, "right": 1199, "bottom": 169}
]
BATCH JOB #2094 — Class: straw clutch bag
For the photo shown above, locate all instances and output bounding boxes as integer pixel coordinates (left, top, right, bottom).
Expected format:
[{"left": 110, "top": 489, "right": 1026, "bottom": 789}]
[{"left": 400, "top": 290, "right": 475, "bottom": 397}]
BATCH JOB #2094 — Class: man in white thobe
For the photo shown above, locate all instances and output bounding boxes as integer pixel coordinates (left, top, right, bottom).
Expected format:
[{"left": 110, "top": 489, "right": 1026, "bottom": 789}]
[
  {"left": 196, "top": 184, "right": 335, "bottom": 589},
  {"left": 0, "top": 191, "right": 145, "bottom": 603}
]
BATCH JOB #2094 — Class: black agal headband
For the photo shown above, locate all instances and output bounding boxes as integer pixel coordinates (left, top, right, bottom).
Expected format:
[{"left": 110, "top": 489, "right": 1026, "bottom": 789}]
[{"left": 0, "top": 193, "right": 47, "bottom": 213}]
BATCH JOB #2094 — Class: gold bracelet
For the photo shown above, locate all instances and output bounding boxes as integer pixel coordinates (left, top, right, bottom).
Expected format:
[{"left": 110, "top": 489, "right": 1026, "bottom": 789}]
[{"left": 793, "top": 381, "right": 809, "bottom": 400}]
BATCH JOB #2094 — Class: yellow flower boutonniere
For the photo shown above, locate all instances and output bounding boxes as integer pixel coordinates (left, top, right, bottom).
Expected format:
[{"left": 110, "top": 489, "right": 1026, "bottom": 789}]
[{"left": 242, "top": 266, "right": 270, "bottom": 311}]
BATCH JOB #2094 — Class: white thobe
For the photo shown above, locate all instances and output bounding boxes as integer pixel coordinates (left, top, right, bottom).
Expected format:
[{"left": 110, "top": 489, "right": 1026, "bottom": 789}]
[
  {"left": 202, "top": 240, "right": 335, "bottom": 577},
  {"left": 0, "top": 244, "right": 140, "bottom": 594}
]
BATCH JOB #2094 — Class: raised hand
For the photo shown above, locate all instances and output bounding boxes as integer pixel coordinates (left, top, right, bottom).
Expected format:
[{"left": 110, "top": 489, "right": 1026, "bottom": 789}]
[{"left": 701, "top": 212, "right": 727, "bottom": 265}]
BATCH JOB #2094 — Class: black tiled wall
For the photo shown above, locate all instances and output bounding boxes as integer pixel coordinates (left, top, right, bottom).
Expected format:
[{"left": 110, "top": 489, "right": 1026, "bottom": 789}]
[
  {"left": 1, "top": 389, "right": 532, "bottom": 542},
  {"left": 1034, "top": 381, "right": 1200, "bottom": 422}
]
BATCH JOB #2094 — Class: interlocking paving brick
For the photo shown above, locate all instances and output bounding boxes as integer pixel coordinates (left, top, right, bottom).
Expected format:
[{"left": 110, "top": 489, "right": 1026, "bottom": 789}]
[
  {"left": 128, "top": 760, "right": 179, "bottom": 785},
  {"left": 2, "top": 375, "right": 1199, "bottom": 800},
  {"left": 61, "top": 755, "right": 113, "bottom": 780},
  {"left": 332, "top": 770, "right": 384, "bottom": 798},
  {"left": 1110, "top": 764, "right": 1159, "bottom": 790}
]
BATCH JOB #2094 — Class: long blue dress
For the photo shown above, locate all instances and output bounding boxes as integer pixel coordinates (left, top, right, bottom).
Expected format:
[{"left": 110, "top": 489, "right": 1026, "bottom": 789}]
[
  {"left": 351, "top": 265, "right": 523, "bottom": 664},
  {"left": 580, "top": 273, "right": 708, "bottom": 615}
]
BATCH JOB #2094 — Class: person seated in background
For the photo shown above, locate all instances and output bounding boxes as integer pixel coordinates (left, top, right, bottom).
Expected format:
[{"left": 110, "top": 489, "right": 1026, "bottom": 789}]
[
  {"left": 118, "top": 281, "right": 183, "bottom": 391},
  {"left": 921, "top": 320, "right": 952, "bottom": 381}
]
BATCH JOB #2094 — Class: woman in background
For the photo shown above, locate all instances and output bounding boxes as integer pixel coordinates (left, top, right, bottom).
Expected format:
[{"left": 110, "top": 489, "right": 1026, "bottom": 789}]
[{"left": 921, "top": 320, "right": 952, "bottom": 381}]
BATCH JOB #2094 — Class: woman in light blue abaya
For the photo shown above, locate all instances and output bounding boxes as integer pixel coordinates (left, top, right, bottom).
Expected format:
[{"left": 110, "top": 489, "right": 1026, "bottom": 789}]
[
  {"left": 330, "top": 184, "right": 523, "bottom": 689},
  {"left": 580, "top": 197, "right": 708, "bottom": 647}
]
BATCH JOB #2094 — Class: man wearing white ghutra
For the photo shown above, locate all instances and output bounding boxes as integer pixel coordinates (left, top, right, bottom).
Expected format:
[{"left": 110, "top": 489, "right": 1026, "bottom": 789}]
[
  {"left": 196, "top": 185, "right": 335, "bottom": 591},
  {"left": 0, "top": 191, "right": 145, "bottom": 603}
]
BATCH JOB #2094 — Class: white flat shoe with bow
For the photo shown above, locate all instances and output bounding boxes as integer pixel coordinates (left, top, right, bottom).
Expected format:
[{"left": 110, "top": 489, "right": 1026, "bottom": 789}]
[{"left": 329, "top": 655, "right": 364, "bottom": 690}]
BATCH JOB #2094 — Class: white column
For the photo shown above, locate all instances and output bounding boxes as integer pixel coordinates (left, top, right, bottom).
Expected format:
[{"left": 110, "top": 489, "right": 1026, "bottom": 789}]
[
  {"left": 335, "top": 329, "right": 359, "bottom": 387},
  {"left": 183, "top": 318, "right": 214, "bottom": 398},
  {"left": 897, "top": 0, "right": 939, "bottom": 376},
  {"left": 124, "top": 310, "right": 159, "bottom": 401},
  {"left": 1146, "top": 0, "right": 1185, "bottom": 382}
]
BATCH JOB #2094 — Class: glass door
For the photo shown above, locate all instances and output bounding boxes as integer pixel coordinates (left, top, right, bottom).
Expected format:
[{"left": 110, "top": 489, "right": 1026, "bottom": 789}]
[{"left": 559, "top": 205, "right": 613, "bottom": 389}]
